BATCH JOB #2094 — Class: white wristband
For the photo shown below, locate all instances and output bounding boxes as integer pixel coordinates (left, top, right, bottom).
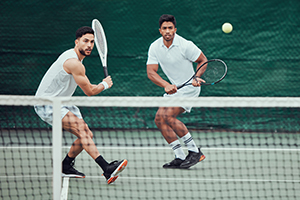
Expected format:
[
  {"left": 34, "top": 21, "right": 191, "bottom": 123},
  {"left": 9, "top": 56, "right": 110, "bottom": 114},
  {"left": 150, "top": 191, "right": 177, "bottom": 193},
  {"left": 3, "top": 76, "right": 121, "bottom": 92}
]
[{"left": 100, "top": 81, "right": 109, "bottom": 90}]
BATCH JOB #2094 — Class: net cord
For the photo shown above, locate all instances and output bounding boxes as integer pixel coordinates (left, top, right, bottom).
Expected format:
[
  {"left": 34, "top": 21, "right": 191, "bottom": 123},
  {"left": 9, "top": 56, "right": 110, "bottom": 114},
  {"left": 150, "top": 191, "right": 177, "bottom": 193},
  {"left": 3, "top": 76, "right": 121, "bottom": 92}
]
[{"left": 1, "top": 95, "right": 300, "bottom": 108}]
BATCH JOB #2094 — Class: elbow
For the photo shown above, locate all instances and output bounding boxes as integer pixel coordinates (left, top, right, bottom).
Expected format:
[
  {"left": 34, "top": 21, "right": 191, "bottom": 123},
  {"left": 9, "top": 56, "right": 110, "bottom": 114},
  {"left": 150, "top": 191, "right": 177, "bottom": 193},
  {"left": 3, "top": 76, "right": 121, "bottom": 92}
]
[{"left": 84, "top": 91, "right": 94, "bottom": 96}]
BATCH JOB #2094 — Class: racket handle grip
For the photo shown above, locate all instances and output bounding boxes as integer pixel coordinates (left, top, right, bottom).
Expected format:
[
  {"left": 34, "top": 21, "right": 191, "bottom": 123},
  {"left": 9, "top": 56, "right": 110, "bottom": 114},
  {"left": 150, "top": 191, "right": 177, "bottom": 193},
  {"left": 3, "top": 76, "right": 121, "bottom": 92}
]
[
  {"left": 103, "top": 66, "right": 108, "bottom": 77},
  {"left": 177, "top": 84, "right": 184, "bottom": 90}
]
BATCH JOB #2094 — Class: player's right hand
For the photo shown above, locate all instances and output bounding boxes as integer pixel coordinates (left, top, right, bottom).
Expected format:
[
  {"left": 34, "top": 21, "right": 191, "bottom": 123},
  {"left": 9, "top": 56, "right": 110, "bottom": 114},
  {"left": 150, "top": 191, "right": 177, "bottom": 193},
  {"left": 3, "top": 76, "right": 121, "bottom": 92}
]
[
  {"left": 102, "top": 76, "right": 113, "bottom": 88},
  {"left": 165, "top": 84, "right": 177, "bottom": 94},
  {"left": 192, "top": 77, "right": 206, "bottom": 87}
]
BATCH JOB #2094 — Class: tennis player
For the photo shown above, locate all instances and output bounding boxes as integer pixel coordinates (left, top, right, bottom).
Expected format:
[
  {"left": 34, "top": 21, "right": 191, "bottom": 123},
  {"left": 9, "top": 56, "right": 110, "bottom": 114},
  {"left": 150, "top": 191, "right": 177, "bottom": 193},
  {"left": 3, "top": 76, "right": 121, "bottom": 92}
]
[
  {"left": 34, "top": 26, "right": 127, "bottom": 184},
  {"left": 147, "top": 14, "right": 207, "bottom": 169}
]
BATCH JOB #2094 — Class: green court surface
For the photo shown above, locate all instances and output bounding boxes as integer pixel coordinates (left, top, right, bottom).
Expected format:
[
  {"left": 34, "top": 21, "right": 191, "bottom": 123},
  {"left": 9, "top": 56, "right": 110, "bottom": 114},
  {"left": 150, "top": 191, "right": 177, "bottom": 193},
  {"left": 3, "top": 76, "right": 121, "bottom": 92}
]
[{"left": 0, "top": 130, "right": 299, "bottom": 200}]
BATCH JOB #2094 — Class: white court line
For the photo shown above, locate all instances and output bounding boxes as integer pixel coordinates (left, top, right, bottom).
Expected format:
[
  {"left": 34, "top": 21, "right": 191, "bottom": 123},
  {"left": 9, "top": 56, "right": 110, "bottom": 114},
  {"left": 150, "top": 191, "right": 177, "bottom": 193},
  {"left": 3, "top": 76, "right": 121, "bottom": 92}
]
[
  {"left": 0, "top": 175, "right": 52, "bottom": 178},
  {"left": 0, "top": 146, "right": 299, "bottom": 151},
  {"left": 60, "top": 177, "right": 70, "bottom": 200},
  {"left": 80, "top": 176, "right": 300, "bottom": 183},
  {"left": 2, "top": 176, "right": 298, "bottom": 183},
  {"left": 4, "top": 176, "right": 300, "bottom": 184}
]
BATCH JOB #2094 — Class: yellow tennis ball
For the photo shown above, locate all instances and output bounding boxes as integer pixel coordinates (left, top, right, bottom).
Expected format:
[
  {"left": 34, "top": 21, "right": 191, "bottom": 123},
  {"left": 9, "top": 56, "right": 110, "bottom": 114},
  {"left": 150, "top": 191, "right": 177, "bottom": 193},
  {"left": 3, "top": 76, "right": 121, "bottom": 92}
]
[{"left": 222, "top": 23, "right": 233, "bottom": 33}]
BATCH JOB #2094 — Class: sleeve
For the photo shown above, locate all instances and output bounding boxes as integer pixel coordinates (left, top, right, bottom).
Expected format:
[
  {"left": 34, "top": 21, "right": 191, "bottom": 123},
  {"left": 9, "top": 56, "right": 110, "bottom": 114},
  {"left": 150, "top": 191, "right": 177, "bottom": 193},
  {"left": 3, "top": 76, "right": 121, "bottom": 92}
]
[
  {"left": 184, "top": 41, "right": 202, "bottom": 62},
  {"left": 146, "top": 43, "right": 158, "bottom": 65}
]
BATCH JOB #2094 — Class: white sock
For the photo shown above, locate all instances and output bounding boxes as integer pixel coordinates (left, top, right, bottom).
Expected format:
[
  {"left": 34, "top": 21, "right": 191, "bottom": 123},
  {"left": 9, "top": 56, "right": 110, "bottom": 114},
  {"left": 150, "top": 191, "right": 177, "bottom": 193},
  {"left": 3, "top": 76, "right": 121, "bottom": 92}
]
[
  {"left": 169, "top": 140, "right": 185, "bottom": 160},
  {"left": 181, "top": 132, "right": 199, "bottom": 153}
]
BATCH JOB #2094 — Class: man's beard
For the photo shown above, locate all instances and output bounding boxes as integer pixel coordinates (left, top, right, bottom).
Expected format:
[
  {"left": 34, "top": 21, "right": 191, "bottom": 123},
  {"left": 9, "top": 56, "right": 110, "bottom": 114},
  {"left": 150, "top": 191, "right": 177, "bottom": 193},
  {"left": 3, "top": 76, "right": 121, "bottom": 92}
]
[
  {"left": 79, "top": 49, "right": 91, "bottom": 57},
  {"left": 163, "top": 34, "right": 174, "bottom": 42}
]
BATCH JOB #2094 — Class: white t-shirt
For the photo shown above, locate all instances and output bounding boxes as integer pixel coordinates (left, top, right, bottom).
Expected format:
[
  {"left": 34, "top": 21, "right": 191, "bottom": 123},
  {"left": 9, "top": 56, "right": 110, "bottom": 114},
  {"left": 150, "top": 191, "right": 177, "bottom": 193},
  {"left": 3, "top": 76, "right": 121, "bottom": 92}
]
[
  {"left": 35, "top": 49, "right": 79, "bottom": 97},
  {"left": 147, "top": 34, "right": 202, "bottom": 86}
]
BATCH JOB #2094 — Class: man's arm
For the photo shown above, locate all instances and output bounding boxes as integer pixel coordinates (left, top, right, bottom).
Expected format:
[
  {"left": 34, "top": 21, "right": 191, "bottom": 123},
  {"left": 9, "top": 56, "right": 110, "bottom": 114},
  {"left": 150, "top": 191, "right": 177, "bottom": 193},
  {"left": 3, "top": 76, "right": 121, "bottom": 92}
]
[
  {"left": 64, "top": 58, "right": 112, "bottom": 96},
  {"left": 147, "top": 64, "right": 177, "bottom": 94},
  {"left": 192, "top": 52, "right": 208, "bottom": 87}
]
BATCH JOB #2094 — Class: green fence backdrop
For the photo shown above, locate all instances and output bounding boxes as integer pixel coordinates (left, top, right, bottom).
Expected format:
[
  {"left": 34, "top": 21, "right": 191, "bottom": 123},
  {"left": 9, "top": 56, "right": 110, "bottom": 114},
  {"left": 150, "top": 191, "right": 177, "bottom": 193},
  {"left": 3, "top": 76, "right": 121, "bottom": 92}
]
[
  {"left": 1, "top": 0, "right": 300, "bottom": 131},
  {"left": 1, "top": 0, "right": 300, "bottom": 97}
]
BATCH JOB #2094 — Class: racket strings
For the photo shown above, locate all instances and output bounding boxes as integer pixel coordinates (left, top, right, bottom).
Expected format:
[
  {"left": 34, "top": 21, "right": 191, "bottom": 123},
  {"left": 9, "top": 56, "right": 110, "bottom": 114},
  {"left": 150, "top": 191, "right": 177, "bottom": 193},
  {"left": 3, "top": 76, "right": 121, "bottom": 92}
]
[
  {"left": 94, "top": 25, "right": 106, "bottom": 54},
  {"left": 201, "top": 62, "right": 226, "bottom": 84}
]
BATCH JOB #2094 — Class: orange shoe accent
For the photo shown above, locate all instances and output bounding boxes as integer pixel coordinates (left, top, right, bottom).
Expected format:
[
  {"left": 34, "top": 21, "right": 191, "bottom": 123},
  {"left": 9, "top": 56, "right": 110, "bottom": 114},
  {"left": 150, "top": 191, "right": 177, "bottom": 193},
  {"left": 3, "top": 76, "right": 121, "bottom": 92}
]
[
  {"left": 107, "top": 176, "right": 119, "bottom": 184},
  {"left": 105, "top": 159, "right": 128, "bottom": 184},
  {"left": 199, "top": 155, "right": 206, "bottom": 162},
  {"left": 115, "top": 159, "right": 127, "bottom": 176}
]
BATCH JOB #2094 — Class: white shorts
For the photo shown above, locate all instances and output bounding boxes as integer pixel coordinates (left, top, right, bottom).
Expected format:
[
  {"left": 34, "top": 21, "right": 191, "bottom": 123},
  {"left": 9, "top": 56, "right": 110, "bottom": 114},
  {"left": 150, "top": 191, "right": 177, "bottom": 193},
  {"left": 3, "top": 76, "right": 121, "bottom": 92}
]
[
  {"left": 163, "top": 85, "right": 201, "bottom": 112},
  {"left": 34, "top": 105, "right": 82, "bottom": 125}
]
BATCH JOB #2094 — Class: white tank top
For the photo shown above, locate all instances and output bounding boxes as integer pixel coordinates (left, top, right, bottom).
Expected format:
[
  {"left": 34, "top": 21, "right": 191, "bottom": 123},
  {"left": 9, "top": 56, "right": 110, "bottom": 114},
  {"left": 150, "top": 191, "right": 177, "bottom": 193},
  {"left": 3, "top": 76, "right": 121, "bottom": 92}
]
[{"left": 35, "top": 49, "right": 79, "bottom": 97}]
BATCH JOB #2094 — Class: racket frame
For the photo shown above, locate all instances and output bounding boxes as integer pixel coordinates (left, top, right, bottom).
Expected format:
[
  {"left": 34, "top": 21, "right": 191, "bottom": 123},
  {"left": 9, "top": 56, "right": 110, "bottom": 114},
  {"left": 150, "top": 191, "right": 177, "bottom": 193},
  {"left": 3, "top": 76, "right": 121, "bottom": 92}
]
[
  {"left": 92, "top": 19, "right": 108, "bottom": 77},
  {"left": 177, "top": 59, "right": 227, "bottom": 89}
]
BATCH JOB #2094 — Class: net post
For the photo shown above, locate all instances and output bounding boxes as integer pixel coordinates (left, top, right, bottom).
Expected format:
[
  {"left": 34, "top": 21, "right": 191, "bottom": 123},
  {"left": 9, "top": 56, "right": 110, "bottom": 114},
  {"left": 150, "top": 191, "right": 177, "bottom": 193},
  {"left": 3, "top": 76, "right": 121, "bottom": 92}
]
[{"left": 52, "top": 98, "right": 62, "bottom": 200}]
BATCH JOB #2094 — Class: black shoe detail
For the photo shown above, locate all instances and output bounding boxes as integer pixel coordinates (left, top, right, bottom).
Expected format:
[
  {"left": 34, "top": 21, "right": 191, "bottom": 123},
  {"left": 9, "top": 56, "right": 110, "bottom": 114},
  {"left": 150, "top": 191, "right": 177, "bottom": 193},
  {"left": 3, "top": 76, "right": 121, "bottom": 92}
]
[
  {"left": 103, "top": 159, "right": 128, "bottom": 184},
  {"left": 179, "top": 148, "right": 204, "bottom": 169},
  {"left": 163, "top": 158, "right": 184, "bottom": 169},
  {"left": 62, "top": 160, "right": 85, "bottom": 178}
]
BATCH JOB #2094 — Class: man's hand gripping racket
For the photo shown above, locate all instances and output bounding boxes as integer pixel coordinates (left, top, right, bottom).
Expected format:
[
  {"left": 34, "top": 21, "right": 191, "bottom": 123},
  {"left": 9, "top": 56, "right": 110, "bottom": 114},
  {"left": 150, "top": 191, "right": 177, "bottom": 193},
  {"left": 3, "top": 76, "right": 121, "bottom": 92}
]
[{"left": 92, "top": 19, "right": 113, "bottom": 90}]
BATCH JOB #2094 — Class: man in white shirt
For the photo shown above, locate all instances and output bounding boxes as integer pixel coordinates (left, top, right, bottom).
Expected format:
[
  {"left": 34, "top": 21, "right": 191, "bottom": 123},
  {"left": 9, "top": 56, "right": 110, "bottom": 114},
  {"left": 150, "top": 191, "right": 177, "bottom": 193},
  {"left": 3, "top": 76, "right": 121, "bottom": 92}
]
[
  {"left": 35, "top": 26, "right": 127, "bottom": 184},
  {"left": 147, "top": 14, "right": 207, "bottom": 169}
]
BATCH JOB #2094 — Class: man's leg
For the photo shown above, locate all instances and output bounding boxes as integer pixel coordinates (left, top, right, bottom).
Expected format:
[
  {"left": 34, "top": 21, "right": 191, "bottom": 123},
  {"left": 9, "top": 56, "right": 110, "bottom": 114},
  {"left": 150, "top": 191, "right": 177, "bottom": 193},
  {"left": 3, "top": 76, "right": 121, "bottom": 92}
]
[
  {"left": 155, "top": 107, "right": 187, "bottom": 168},
  {"left": 61, "top": 112, "right": 99, "bottom": 178},
  {"left": 67, "top": 139, "right": 83, "bottom": 158},
  {"left": 62, "top": 112, "right": 100, "bottom": 160},
  {"left": 155, "top": 107, "right": 188, "bottom": 140},
  {"left": 61, "top": 112, "right": 127, "bottom": 183},
  {"left": 155, "top": 107, "right": 204, "bottom": 169}
]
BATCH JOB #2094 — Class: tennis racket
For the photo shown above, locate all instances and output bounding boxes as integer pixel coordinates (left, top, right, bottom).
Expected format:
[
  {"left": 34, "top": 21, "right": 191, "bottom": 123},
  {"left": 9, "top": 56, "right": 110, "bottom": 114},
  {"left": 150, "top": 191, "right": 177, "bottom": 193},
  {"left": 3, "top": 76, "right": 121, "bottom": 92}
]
[
  {"left": 92, "top": 19, "right": 108, "bottom": 77},
  {"left": 177, "top": 59, "right": 227, "bottom": 89}
]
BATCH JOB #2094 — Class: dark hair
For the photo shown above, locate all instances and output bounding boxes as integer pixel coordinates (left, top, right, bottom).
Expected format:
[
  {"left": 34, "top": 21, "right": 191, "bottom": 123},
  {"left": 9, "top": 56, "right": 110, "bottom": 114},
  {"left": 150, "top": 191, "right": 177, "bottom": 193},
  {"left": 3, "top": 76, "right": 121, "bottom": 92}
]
[
  {"left": 75, "top": 26, "right": 94, "bottom": 39},
  {"left": 159, "top": 14, "right": 176, "bottom": 28}
]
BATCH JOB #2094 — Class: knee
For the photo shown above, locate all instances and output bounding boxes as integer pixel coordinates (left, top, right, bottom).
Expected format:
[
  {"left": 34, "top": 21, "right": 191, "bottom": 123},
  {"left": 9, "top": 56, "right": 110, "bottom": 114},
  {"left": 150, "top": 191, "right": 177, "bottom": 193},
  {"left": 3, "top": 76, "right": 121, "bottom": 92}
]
[
  {"left": 83, "top": 123, "right": 93, "bottom": 138},
  {"left": 155, "top": 112, "right": 166, "bottom": 126},
  {"left": 77, "top": 130, "right": 93, "bottom": 140},
  {"left": 157, "top": 113, "right": 177, "bottom": 126},
  {"left": 77, "top": 122, "right": 93, "bottom": 139}
]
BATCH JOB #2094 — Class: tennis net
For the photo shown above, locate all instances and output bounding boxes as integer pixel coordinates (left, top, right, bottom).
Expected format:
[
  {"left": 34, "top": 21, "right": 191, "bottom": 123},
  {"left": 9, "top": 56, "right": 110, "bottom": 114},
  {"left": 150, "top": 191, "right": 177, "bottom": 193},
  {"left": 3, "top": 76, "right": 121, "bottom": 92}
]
[{"left": 0, "top": 95, "right": 299, "bottom": 200}]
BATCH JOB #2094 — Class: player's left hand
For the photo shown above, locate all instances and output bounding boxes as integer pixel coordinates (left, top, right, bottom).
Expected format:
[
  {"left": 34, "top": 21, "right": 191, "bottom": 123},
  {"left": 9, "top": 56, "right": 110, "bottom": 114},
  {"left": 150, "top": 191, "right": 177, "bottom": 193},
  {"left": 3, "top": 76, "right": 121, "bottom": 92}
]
[
  {"left": 192, "top": 77, "right": 205, "bottom": 87},
  {"left": 165, "top": 84, "right": 177, "bottom": 94}
]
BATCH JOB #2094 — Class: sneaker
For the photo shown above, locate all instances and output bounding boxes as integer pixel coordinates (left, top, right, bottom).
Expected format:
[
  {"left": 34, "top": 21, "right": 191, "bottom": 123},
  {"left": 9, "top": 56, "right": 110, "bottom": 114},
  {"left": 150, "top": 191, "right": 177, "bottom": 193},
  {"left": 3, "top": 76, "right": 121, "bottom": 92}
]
[
  {"left": 179, "top": 148, "right": 205, "bottom": 169},
  {"left": 62, "top": 160, "right": 85, "bottom": 178},
  {"left": 163, "top": 158, "right": 184, "bottom": 169},
  {"left": 103, "top": 159, "right": 127, "bottom": 184}
]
